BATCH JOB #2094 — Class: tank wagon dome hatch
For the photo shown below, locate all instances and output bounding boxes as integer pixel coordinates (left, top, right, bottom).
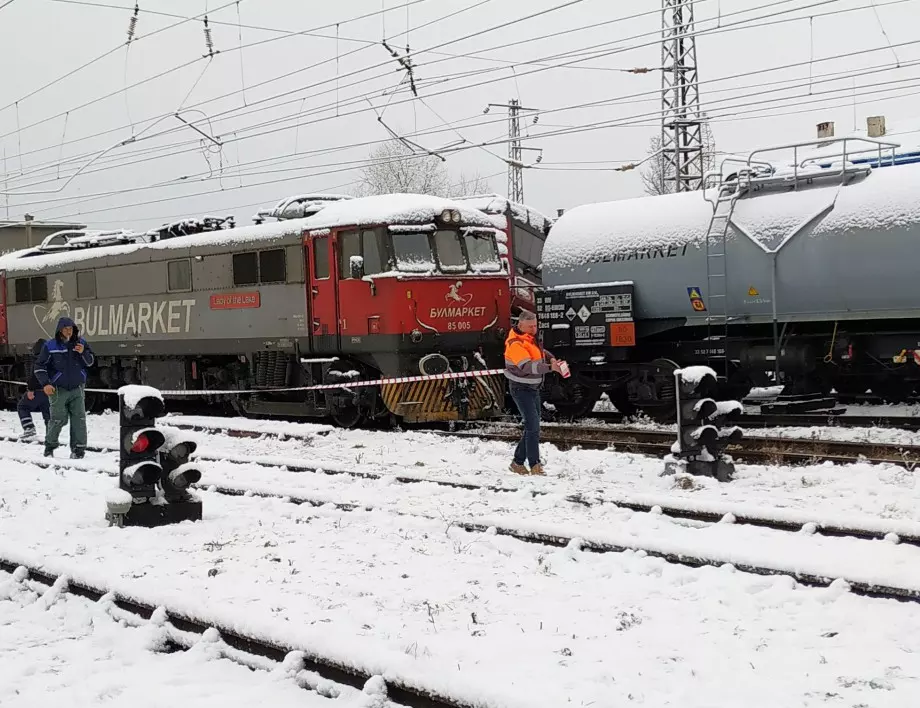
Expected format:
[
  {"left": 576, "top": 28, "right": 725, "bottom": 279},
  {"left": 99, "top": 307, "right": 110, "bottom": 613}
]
[
  {"left": 454, "top": 193, "right": 553, "bottom": 235},
  {"left": 0, "top": 193, "right": 498, "bottom": 274},
  {"left": 543, "top": 158, "right": 920, "bottom": 276},
  {"left": 251, "top": 193, "right": 354, "bottom": 224}
]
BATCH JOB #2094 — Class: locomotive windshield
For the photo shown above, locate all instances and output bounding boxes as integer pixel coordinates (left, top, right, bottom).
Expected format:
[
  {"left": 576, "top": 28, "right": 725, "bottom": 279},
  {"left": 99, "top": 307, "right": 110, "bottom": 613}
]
[
  {"left": 389, "top": 227, "right": 501, "bottom": 274},
  {"left": 392, "top": 232, "right": 436, "bottom": 272},
  {"left": 464, "top": 230, "right": 501, "bottom": 272},
  {"left": 434, "top": 230, "right": 466, "bottom": 272}
]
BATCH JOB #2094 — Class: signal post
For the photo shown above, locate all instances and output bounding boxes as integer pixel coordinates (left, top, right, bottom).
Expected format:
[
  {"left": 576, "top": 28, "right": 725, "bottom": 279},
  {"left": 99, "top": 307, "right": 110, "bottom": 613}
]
[
  {"left": 664, "top": 366, "right": 743, "bottom": 482},
  {"left": 106, "top": 385, "right": 203, "bottom": 527}
]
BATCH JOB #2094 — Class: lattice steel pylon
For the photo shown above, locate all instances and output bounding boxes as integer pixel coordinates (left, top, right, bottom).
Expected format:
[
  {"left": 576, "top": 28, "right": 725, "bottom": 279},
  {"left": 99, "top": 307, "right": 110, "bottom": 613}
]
[
  {"left": 486, "top": 99, "right": 539, "bottom": 203},
  {"left": 660, "top": 0, "right": 704, "bottom": 193},
  {"left": 507, "top": 98, "right": 524, "bottom": 202}
]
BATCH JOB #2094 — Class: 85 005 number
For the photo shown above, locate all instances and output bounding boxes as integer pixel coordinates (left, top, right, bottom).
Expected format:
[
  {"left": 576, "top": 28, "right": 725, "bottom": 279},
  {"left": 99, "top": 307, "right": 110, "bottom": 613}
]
[{"left": 447, "top": 321, "right": 472, "bottom": 331}]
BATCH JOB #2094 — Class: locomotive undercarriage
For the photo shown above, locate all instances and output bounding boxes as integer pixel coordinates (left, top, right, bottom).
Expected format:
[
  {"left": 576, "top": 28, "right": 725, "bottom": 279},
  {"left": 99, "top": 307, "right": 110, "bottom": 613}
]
[{"left": 8, "top": 331, "right": 509, "bottom": 427}]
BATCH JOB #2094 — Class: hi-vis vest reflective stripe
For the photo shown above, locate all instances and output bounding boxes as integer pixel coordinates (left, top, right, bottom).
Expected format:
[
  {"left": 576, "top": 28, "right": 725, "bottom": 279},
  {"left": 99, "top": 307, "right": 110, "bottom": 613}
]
[{"left": 504, "top": 329, "right": 545, "bottom": 385}]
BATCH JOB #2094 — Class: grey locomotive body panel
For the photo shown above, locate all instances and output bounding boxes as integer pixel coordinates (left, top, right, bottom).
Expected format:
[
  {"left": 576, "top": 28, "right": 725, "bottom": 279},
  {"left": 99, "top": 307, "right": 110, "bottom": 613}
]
[
  {"left": 3, "top": 230, "right": 307, "bottom": 355},
  {"left": 543, "top": 163, "right": 920, "bottom": 326}
]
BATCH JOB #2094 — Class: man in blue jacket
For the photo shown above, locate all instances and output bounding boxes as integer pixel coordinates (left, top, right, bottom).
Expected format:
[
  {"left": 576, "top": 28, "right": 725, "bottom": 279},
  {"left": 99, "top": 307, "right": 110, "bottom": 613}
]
[{"left": 34, "top": 317, "right": 95, "bottom": 458}]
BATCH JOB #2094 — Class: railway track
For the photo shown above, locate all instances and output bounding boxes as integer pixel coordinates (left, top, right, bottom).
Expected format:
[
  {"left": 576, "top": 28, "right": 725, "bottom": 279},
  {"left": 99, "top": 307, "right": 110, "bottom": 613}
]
[
  {"left": 590, "top": 410, "right": 920, "bottom": 431},
  {"left": 455, "top": 423, "right": 920, "bottom": 466},
  {"left": 3, "top": 437, "right": 920, "bottom": 603},
  {"left": 0, "top": 560, "right": 472, "bottom": 708},
  {"left": 167, "top": 419, "right": 920, "bottom": 468}
]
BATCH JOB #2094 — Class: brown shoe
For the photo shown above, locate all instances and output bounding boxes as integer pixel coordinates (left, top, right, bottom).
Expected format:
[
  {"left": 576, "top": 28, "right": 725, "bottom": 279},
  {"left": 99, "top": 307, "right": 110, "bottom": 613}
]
[
  {"left": 509, "top": 462, "right": 529, "bottom": 475},
  {"left": 529, "top": 464, "right": 545, "bottom": 476}
]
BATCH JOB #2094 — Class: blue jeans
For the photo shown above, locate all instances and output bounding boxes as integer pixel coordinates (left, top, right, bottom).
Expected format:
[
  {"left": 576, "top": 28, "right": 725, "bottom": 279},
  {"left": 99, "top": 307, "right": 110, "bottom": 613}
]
[{"left": 509, "top": 383, "right": 541, "bottom": 466}]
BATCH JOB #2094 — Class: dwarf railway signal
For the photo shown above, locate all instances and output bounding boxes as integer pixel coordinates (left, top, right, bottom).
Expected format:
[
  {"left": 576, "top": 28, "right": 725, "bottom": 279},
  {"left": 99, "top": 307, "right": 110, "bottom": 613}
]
[
  {"left": 106, "top": 385, "right": 203, "bottom": 527},
  {"left": 664, "top": 366, "right": 743, "bottom": 482}
]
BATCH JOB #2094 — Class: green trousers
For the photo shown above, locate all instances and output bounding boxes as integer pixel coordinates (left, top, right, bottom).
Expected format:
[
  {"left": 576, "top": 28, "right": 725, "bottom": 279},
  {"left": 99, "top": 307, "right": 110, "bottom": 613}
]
[{"left": 46, "top": 386, "right": 87, "bottom": 452}]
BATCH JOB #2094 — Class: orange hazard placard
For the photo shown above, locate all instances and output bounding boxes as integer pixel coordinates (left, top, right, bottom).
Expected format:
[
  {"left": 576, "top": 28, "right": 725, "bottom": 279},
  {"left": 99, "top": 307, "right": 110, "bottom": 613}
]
[{"left": 610, "top": 322, "right": 636, "bottom": 347}]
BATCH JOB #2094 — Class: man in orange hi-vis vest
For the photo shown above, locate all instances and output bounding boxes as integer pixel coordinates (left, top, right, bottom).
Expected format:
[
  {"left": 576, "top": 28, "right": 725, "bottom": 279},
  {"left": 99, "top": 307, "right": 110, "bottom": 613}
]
[{"left": 504, "top": 310, "right": 566, "bottom": 476}]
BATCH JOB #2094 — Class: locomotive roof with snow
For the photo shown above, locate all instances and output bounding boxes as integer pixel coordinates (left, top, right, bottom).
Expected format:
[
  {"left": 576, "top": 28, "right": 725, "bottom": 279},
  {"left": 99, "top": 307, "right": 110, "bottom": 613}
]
[
  {"left": 0, "top": 193, "right": 497, "bottom": 274},
  {"left": 544, "top": 159, "right": 920, "bottom": 271},
  {"left": 454, "top": 194, "right": 553, "bottom": 234}
]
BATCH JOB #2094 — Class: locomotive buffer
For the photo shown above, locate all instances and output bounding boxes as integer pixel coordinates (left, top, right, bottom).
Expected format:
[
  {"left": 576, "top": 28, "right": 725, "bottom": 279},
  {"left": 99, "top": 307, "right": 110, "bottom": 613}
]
[{"left": 664, "top": 366, "right": 743, "bottom": 482}]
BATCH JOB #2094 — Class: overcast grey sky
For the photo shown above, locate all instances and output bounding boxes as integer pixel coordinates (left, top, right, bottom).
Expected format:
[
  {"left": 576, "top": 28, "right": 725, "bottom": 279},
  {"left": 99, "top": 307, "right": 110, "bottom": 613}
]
[{"left": 1, "top": 0, "right": 919, "bottom": 231}]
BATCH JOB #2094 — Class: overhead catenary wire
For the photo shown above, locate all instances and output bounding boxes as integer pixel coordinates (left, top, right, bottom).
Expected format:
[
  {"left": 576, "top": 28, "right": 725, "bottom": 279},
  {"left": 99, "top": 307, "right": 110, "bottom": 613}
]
[
  {"left": 11, "top": 38, "right": 920, "bottom": 207},
  {"left": 9, "top": 8, "right": 919, "bottom": 199},
  {"left": 0, "top": 0, "right": 857, "bottom": 169},
  {"left": 3, "top": 0, "right": 908, "bottom": 216},
  {"left": 1, "top": 0, "right": 438, "bottom": 143},
  {"left": 36, "top": 74, "right": 920, "bottom": 224}
]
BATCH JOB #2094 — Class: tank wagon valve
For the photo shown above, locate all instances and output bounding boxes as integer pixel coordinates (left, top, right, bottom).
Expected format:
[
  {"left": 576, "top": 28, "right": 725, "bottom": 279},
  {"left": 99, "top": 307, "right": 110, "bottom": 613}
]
[
  {"left": 108, "top": 385, "right": 203, "bottom": 527},
  {"left": 663, "top": 367, "right": 743, "bottom": 483}
]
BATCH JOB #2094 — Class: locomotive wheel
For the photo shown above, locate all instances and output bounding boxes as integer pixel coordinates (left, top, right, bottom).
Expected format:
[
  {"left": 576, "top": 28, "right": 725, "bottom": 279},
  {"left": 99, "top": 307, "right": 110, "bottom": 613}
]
[{"left": 332, "top": 406, "right": 366, "bottom": 429}]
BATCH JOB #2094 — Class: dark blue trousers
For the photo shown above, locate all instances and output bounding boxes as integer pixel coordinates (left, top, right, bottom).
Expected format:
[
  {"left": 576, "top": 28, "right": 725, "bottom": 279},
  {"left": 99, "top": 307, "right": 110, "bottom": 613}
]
[
  {"left": 18, "top": 391, "right": 50, "bottom": 434},
  {"left": 509, "top": 382, "right": 542, "bottom": 467}
]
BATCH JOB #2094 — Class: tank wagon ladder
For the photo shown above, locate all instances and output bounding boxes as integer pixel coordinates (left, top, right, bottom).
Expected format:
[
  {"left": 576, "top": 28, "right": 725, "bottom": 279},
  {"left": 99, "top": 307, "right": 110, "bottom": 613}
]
[{"left": 702, "top": 177, "right": 746, "bottom": 378}]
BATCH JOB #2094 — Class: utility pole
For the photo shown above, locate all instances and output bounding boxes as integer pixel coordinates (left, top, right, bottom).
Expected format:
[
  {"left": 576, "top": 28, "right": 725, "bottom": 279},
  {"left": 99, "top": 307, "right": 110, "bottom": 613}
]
[
  {"left": 660, "top": 0, "right": 704, "bottom": 193},
  {"left": 485, "top": 100, "right": 541, "bottom": 203}
]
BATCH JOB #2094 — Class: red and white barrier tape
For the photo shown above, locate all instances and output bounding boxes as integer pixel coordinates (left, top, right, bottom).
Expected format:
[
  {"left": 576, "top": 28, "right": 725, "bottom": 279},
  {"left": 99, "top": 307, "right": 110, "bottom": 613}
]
[{"left": 0, "top": 368, "right": 506, "bottom": 397}]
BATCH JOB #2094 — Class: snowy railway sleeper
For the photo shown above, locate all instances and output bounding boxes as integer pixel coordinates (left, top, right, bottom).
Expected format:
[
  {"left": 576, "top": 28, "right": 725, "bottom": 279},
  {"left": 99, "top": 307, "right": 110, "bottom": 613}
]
[
  {"left": 2, "top": 443, "right": 920, "bottom": 601},
  {"left": 0, "top": 559, "right": 475, "bottom": 708}
]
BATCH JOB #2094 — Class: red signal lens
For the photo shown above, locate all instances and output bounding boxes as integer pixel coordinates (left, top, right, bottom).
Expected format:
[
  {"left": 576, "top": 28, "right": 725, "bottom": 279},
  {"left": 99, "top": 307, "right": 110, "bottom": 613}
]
[{"left": 131, "top": 434, "right": 150, "bottom": 453}]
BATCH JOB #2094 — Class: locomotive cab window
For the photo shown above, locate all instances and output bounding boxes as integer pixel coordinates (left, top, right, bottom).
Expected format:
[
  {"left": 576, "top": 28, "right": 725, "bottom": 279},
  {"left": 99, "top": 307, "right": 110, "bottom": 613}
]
[
  {"left": 313, "top": 236, "right": 330, "bottom": 279},
  {"left": 338, "top": 230, "right": 361, "bottom": 279},
  {"left": 434, "top": 230, "right": 466, "bottom": 272},
  {"left": 259, "top": 249, "right": 286, "bottom": 283},
  {"left": 233, "top": 252, "right": 259, "bottom": 286},
  {"left": 362, "top": 228, "right": 386, "bottom": 275},
  {"left": 167, "top": 259, "right": 192, "bottom": 292},
  {"left": 76, "top": 270, "right": 96, "bottom": 299},
  {"left": 14, "top": 276, "right": 47, "bottom": 303},
  {"left": 232, "top": 250, "right": 286, "bottom": 285},
  {"left": 392, "top": 232, "right": 434, "bottom": 273}
]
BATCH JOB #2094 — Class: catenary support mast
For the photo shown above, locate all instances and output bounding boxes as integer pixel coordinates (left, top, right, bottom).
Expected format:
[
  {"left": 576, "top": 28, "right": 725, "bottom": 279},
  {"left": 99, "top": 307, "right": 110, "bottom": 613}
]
[{"left": 661, "top": 0, "right": 704, "bottom": 193}]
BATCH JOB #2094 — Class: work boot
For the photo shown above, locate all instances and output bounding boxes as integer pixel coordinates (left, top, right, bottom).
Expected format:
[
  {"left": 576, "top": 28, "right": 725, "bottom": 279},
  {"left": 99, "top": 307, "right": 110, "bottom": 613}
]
[
  {"left": 19, "top": 429, "right": 35, "bottom": 441},
  {"left": 509, "top": 462, "right": 528, "bottom": 475},
  {"left": 43, "top": 446, "right": 54, "bottom": 458},
  {"left": 529, "top": 464, "right": 545, "bottom": 476},
  {"left": 71, "top": 449, "right": 85, "bottom": 460}
]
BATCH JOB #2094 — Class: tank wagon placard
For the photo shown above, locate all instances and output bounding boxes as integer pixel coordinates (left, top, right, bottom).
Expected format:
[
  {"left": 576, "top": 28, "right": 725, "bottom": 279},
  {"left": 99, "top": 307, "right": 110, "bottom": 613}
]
[{"left": 536, "top": 282, "right": 635, "bottom": 349}]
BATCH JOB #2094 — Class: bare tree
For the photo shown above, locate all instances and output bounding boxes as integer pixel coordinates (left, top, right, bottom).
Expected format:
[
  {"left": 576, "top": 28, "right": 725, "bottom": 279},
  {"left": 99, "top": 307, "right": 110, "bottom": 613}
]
[
  {"left": 355, "top": 140, "right": 491, "bottom": 198},
  {"left": 641, "top": 117, "right": 717, "bottom": 196},
  {"left": 445, "top": 172, "right": 493, "bottom": 198}
]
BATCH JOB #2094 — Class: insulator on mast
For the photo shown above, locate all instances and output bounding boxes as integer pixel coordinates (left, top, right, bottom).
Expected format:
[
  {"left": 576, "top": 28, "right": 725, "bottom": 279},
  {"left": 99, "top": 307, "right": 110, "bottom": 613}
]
[
  {"left": 126, "top": 3, "right": 139, "bottom": 44},
  {"left": 203, "top": 16, "right": 214, "bottom": 57}
]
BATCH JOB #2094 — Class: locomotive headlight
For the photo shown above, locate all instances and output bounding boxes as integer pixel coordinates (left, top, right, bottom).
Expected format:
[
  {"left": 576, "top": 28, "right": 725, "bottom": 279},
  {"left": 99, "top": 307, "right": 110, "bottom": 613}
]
[
  {"left": 440, "top": 209, "right": 452, "bottom": 223},
  {"left": 451, "top": 210, "right": 461, "bottom": 223}
]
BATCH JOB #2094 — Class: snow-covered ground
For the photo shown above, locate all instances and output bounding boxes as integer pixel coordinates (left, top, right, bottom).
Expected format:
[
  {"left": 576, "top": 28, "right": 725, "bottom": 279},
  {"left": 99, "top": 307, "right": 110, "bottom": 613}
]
[
  {"left": 0, "top": 568, "right": 374, "bottom": 708},
  {"left": 2, "top": 410, "right": 920, "bottom": 705}
]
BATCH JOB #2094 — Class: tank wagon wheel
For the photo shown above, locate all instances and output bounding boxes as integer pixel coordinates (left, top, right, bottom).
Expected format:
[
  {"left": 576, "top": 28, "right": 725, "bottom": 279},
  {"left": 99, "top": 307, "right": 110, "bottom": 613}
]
[
  {"left": 607, "top": 388, "right": 638, "bottom": 418},
  {"left": 551, "top": 385, "right": 601, "bottom": 421},
  {"left": 870, "top": 378, "right": 912, "bottom": 404},
  {"left": 637, "top": 358, "right": 679, "bottom": 424}
]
